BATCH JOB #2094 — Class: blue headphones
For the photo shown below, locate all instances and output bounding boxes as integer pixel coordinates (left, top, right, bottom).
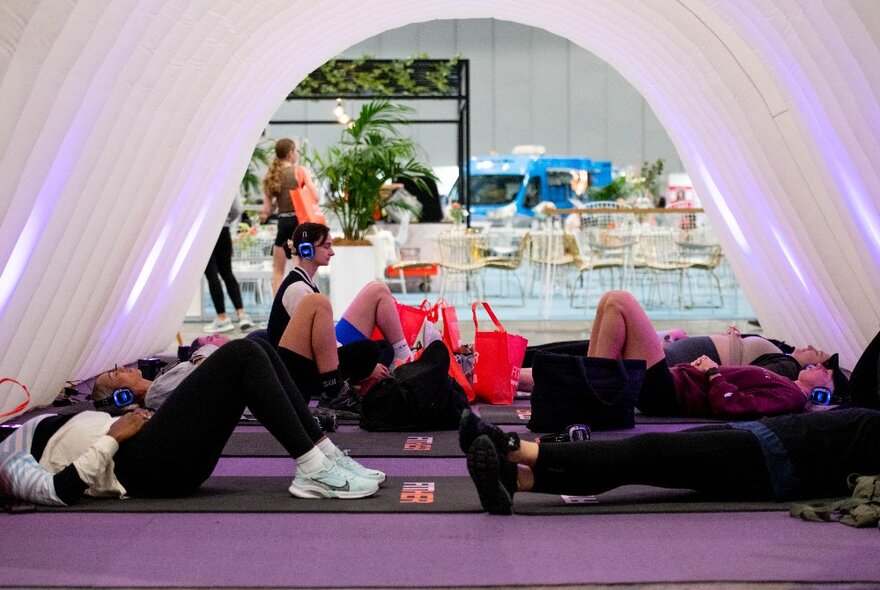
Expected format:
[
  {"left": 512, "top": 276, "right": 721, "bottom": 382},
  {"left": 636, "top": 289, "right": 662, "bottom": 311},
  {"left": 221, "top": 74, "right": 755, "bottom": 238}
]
[
  {"left": 94, "top": 387, "right": 135, "bottom": 415},
  {"left": 809, "top": 386, "right": 836, "bottom": 406},
  {"left": 296, "top": 230, "right": 314, "bottom": 259}
]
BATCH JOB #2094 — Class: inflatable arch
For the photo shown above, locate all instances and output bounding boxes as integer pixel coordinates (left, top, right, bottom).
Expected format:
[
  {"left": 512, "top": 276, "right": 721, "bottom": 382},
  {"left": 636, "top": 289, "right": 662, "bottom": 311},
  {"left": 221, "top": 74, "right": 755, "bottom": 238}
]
[{"left": 1, "top": 0, "right": 879, "bottom": 416}]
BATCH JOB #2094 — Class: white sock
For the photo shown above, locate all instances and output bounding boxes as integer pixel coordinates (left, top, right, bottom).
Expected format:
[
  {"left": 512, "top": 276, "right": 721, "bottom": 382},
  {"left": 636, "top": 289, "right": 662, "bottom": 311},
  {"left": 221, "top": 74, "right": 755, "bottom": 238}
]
[
  {"left": 392, "top": 338, "right": 413, "bottom": 362},
  {"left": 316, "top": 437, "right": 343, "bottom": 460},
  {"left": 295, "top": 446, "right": 332, "bottom": 475}
]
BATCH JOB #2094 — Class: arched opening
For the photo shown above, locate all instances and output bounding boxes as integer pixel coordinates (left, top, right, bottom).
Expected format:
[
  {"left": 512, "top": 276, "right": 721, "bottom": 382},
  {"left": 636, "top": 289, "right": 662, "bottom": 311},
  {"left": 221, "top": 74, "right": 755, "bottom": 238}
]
[{"left": 1, "top": 1, "right": 877, "bottom": 414}]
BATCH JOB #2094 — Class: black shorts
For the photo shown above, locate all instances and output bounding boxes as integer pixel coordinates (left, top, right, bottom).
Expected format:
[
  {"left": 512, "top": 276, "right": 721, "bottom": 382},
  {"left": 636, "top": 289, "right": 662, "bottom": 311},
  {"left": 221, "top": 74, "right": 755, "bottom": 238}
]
[
  {"left": 636, "top": 359, "right": 679, "bottom": 416},
  {"left": 276, "top": 347, "right": 319, "bottom": 400},
  {"left": 274, "top": 214, "right": 299, "bottom": 248}
]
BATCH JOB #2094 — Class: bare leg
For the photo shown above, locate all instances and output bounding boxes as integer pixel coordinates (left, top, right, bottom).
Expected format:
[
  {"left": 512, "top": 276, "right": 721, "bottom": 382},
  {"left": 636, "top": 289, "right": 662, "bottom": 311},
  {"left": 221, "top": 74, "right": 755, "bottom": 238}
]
[
  {"left": 518, "top": 367, "right": 534, "bottom": 392},
  {"left": 271, "top": 246, "right": 287, "bottom": 295},
  {"left": 587, "top": 290, "right": 665, "bottom": 367},
  {"left": 341, "top": 281, "right": 405, "bottom": 343},
  {"left": 278, "top": 293, "right": 339, "bottom": 373}
]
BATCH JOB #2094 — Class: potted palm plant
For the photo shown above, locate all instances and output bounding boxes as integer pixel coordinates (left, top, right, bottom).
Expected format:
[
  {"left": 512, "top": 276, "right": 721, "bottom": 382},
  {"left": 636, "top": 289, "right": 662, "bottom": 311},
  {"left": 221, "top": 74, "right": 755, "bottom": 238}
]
[
  {"left": 307, "top": 100, "right": 437, "bottom": 242},
  {"left": 306, "top": 100, "right": 437, "bottom": 315}
]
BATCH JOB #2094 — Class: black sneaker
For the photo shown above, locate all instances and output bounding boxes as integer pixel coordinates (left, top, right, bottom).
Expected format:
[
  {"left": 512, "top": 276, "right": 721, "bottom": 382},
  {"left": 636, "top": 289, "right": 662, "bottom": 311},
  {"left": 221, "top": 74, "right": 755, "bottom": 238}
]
[
  {"left": 459, "top": 408, "right": 520, "bottom": 455},
  {"left": 311, "top": 407, "right": 339, "bottom": 433},
  {"left": 317, "top": 383, "right": 361, "bottom": 420},
  {"left": 466, "top": 435, "right": 517, "bottom": 515}
]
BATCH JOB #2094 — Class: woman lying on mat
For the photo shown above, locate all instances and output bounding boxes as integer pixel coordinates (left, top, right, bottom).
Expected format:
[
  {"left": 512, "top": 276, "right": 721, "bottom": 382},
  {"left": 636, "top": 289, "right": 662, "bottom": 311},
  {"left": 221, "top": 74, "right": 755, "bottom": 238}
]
[
  {"left": 529, "top": 291, "right": 850, "bottom": 419},
  {"left": 265, "top": 222, "right": 413, "bottom": 414},
  {"left": 0, "top": 338, "right": 384, "bottom": 507},
  {"left": 521, "top": 326, "right": 840, "bottom": 388},
  {"left": 458, "top": 405, "right": 880, "bottom": 514}
]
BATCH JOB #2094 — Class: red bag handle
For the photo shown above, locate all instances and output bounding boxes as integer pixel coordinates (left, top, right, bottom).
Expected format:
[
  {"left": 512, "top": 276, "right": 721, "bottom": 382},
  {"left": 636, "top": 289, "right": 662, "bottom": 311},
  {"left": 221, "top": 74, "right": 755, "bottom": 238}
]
[
  {"left": 471, "top": 301, "right": 505, "bottom": 333},
  {"left": 0, "top": 377, "right": 31, "bottom": 418},
  {"left": 426, "top": 298, "right": 451, "bottom": 323}
]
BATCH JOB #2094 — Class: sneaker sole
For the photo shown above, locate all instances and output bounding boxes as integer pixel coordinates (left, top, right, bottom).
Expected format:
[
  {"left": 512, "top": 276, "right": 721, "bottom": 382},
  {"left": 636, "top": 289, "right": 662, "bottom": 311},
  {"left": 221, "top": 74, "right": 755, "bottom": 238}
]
[
  {"left": 288, "top": 483, "right": 378, "bottom": 499},
  {"left": 316, "top": 405, "right": 360, "bottom": 421},
  {"left": 459, "top": 408, "right": 480, "bottom": 454},
  {"left": 466, "top": 436, "right": 513, "bottom": 515}
]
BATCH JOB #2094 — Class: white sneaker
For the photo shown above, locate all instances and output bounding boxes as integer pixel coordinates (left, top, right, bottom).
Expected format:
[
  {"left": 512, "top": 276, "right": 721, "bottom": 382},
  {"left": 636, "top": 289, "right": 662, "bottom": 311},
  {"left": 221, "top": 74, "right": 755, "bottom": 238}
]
[
  {"left": 238, "top": 314, "right": 254, "bottom": 330},
  {"left": 203, "top": 318, "right": 234, "bottom": 333},
  {"left": 289, "top": 462, "right": 379, "bottom": 499},
  {"left": 335, "top": 452, "right": 386, "bottom": 483}
]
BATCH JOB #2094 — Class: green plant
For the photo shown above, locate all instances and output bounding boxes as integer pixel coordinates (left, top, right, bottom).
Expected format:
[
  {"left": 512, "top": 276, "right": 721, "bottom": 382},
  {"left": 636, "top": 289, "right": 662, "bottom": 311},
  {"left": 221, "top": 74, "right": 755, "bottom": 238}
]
[
  {"left": 240, "top": 139, "right": 274, "bottom": 203},
  {"left": 289, "top": 55, "right": 461, "bottom": 97},
  {"left": 306, "top": 100, "right": 437, "bottom": 241},
  {"left": 588, "top": 176, "right": 633, "bottom": 202},
  {"left": 637, "top": 158, "right": 665, "bottom": 198}
]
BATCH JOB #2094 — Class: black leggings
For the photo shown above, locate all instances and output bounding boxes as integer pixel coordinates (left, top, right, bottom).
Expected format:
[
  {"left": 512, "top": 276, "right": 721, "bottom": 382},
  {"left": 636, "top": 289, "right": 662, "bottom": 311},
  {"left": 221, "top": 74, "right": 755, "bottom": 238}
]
[
  {"left": 532, "top": 425, "right": 774, "bottom": 500},
  {"left": 204, "top": 226, "right": 243, "bottom": 315},
  {"left": 113, "top": 338, "right": 323, "bottom": 497}
]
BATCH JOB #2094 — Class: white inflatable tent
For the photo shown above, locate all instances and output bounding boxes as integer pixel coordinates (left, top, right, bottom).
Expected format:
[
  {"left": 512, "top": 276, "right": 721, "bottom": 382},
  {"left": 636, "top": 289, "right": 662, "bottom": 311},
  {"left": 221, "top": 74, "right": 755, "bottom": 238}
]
[{"left": 1, "top": 0, "right": 878, "bottom": 418}]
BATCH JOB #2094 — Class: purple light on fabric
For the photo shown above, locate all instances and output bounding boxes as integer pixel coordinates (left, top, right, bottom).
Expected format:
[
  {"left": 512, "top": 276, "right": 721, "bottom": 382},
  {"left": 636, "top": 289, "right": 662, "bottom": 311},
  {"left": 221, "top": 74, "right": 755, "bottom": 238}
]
[
  {"left": 0, "top": 216, "right": 42, "bottom": 317},
  {"left": 168, "top": 124, "right": 262, "bottom": 285},
  {"left": 770, "top": 226, "right": 809, "bottom": 292},
  {"left": 833, "top": 160, "right": 880, "bottom": 256},
  {"left": 169, "top": 208, "right": 208, "bottom": 283},
  {"left": 692, "top": 154, "right": 750, "bottom": 254},
  {"left": 125, "top": 224, "right": 170, "bottom": 314},
  {"left": 728, "top": 4, "right": 880, "bottom": 267}
]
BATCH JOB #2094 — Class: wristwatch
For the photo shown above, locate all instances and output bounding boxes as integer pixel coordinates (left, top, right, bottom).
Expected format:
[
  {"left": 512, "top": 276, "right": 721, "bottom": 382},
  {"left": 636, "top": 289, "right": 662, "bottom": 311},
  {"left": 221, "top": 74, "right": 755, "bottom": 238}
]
[{"left": 705, "top": 367, "right": 720, "bottom": 377}]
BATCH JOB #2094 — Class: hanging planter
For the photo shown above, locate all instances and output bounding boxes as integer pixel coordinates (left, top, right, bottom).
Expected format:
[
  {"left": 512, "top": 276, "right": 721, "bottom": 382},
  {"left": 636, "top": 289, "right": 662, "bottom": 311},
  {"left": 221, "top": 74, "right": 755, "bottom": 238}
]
[{"left": 289, "top": 56, "right": 461, "bottom": 98}]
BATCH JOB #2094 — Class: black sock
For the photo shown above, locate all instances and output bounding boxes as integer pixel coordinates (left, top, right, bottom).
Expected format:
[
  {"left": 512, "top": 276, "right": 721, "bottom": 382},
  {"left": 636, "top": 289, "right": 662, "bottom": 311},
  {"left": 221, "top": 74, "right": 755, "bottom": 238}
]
[{"left": 319, "top": 369, "right": 343, "bottom": 399}]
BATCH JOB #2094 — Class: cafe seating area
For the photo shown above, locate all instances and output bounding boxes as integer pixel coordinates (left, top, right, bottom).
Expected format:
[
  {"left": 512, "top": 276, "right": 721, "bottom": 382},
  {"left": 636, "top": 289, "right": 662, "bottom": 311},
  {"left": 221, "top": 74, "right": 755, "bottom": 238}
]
[{"left": 189, "top": 209, "right": 753, "bottom": 325}]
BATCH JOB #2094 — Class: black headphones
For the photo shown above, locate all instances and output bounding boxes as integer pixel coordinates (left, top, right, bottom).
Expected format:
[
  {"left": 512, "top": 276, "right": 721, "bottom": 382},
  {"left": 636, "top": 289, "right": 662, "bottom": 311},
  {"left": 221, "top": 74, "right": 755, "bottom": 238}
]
[
  {"left": 296, "top": 230, "right": 314, "bottom": 259},
  {"left": 94, "top": 387, "right": 135, "bottom": 415}
]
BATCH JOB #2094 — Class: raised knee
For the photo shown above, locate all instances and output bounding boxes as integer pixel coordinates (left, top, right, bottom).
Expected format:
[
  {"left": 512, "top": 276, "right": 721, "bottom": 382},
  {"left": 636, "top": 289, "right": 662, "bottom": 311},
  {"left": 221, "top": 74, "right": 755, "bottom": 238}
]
[
  {"left": 300, "top": 293, "right": 332, "bottom": 314},
  {"left": 605, "top": 290, "right": 636, "bottom": 309},
  {"left": 362, "top": 280, "right": 391, "bottom": 299}
]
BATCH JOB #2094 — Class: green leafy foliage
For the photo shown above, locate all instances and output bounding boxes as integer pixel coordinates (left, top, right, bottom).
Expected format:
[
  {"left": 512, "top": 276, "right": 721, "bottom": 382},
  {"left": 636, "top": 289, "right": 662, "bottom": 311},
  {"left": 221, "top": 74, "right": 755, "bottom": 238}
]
[
  {"left": 638, "top": 158, "right": 665, "bottom": 198},
  {"left": 290, "top": 55, "right": 461, "bottom": 97},
  {"left": 306, "top": 100, "right": 437, "bottom": 241},
  {"left": 240, "top": 140, "right": 274, "bottom": 203},
  {"left": 588, "top": 176, "right": 633, "bottom": 202}
]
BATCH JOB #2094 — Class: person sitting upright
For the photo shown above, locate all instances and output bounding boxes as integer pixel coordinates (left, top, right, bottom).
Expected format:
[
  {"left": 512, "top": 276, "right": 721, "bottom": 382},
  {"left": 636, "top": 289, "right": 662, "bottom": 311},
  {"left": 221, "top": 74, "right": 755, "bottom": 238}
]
[{"left": 265, "top": 222, "right": 414, "bottom": 413}]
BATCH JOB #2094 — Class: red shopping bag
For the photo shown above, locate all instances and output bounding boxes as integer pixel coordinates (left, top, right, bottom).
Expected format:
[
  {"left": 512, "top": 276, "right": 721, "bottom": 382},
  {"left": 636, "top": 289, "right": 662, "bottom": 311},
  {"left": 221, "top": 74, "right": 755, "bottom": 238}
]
[
  {"left": 289, "top": 186, "right": 327, "bottom": 225},
  {"left": 471, "top": 302, "right": 528, "bottom": 405},
  {"left": 439, "top": 303, "right": 462, "bottom": 352},
  {"left": 371, "top": 299, "right": 430, "bottom": 348}
]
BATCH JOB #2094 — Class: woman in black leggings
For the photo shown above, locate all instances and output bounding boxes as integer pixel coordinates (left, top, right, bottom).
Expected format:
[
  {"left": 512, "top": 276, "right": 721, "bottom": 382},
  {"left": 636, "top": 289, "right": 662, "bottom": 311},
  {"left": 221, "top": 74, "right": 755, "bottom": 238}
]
[
  {"left": 0, "top": 339, "right": 382, "bottom": 506},
  {"left": 203, "top": 197, "right": 253, "bottom": 334},
  {"left": 460, "top": 405, "right": 880, "bottom": 514}
]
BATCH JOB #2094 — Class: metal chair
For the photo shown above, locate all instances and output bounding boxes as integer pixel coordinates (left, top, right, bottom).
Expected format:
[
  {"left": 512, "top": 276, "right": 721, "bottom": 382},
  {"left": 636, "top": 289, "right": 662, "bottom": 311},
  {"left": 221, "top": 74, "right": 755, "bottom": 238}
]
[
  {"left": 637, "top": 229, "right": 690, "bottom": 309},
  {"left": 568, "top": 228, "right": 636, "bottom": 308},
  {"left": 231, "top": 236, "right": 274, "bottom": 307},
  {"left": 577, "top": 200, "right": 632, "bottom": 230},
  {"left": 677, "top": 240, "right": 724, "bottom": 308},
  {"left": 483, "top": 231, "right": 529, "bottom": 305},
  {"left": 436, "top": 229, "right": 488, "bottom": 304},
  {"left": 525, "top": 229, "right": 575, "bottom": 298}
]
